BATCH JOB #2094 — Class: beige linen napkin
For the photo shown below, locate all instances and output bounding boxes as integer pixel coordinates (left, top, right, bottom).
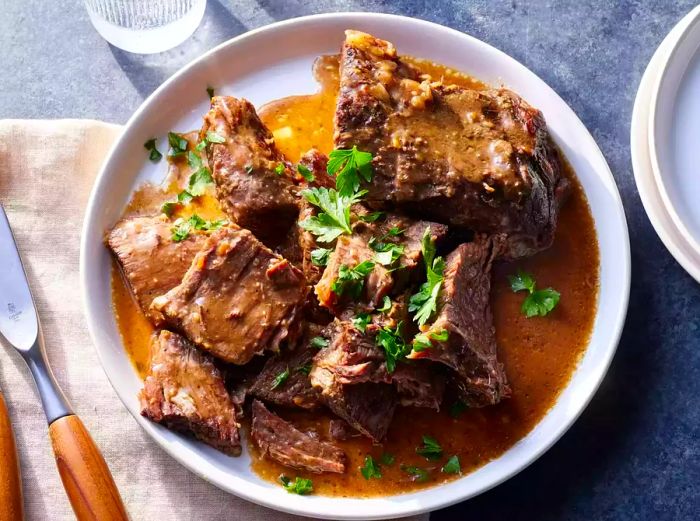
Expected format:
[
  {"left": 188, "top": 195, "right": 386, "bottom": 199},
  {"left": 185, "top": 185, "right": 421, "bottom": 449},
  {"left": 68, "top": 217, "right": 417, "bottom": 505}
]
[{"left": 0, "top": 119, "right": 429, "bottom": 521}]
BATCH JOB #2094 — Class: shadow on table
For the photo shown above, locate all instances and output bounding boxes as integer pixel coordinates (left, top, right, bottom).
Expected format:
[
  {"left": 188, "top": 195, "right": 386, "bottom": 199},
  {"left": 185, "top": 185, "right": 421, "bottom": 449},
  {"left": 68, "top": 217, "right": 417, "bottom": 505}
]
[
  {"left": 107, "top": 0, "right": 251, "bottom": 99},
  {"left": 434, "top": 254, "right": 663, "bottom": 520}
]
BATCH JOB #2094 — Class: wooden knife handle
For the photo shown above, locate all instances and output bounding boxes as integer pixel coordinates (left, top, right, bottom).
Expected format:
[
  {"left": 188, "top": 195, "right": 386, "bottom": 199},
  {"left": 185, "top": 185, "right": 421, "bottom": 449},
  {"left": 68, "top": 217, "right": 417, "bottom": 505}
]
[
  {"left": 49, "top": 414, "right": 128, "bottom": 521},
  {"left": 0, "top": 391, "right": 24, "bottom": 521}
]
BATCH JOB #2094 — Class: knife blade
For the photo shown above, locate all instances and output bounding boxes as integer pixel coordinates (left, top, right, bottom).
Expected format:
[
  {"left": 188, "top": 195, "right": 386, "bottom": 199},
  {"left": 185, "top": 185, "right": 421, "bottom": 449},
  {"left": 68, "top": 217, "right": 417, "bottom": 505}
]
[{"left": 0, "top": 204, "right": 128, "bottom": 521}]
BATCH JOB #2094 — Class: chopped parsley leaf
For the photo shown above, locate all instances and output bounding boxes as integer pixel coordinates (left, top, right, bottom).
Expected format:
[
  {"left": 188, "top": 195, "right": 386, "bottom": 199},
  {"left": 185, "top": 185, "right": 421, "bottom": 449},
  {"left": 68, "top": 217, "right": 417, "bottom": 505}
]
[
  {"left": 401, "top": 465, "right": 429, "bottom": 482},
  {"left": 144, "top": 138, "right": 162, "bottom": 162},
  {"left": 416, "top": 435, "right": 443, "bottom": 460},
  {"left": 358, "top": 211, "right": 385, "bottom": 223},
  {"left": 360, "top": 455, "right": 382, "bottom": 480},
  {"left": 171, "top": 214, "right": 226, "bottom": 242},
  {"left": 449, "top": 400, "right": 467, "bottom": 418},
  {"left": 279, "top": 475, "right": 313, "bottom": 495},
  {"left": 380, "top": 452, "right": 395, "bottom": 466},
  {"left": 245, "top": 164, "right": 254, "bottom": 174},
  {"left": 377, "top": 295, "right": 392, "bottom": 313},
  {"left": 352, "top": 313, "right": 371, "bottom": 333},
  {"left": 331, "top": 260, "right": 375, "bottom": 298},
  {"left": 167, "top": 132, "right": 188, "bottom": 157},
  {"left": 370, "top": 237, "right": 405, "bottom": 267},
  {"left": 310, "top": 336, "right": 329, "bottom": 349},
  {"left": 297, "top": 163, "right": 315, "bottom": 182},
  {"left": 270, "top": 367, "right": 290, "bottom": 390},
  {"left": 509, "top": 270, "right": 560, "bottom": 317},
  {"left": 327, "top": 146, "right": 373, "bottom": 197},
  {"left": 412, "top": 328, "right": 449, "bottom": 352},
  {"left": 206, "top": 86, "right": 215, "bottom": 98},
  {"left": 297, "top": 363, "right": 312, "bottom": 375},
  {"left": 298, "top": 187, "right": 364, "bottom": 243},
  {"left": 409, "top": 228, "right": 445, "bottom": 326},
  {"left": 206, "top": 131, "right": 225, "bottom": 143},
  {"left": 442, "top": 455, "right": 461, "bottom": 474},
  {"left": 310, "top": 247, "right": 332, "bottom": 267},
  {"left": 274, "top": 163, "right": 285, "bottom": 176},
  {"left": 375, "top": 321, "right": 410, "bottom": 373},
  {"left": 187, "top": 166, "right": 214, "bottom": 196},
  {"left": 160, "top": 190, "right": 194, "bottom": 216}
]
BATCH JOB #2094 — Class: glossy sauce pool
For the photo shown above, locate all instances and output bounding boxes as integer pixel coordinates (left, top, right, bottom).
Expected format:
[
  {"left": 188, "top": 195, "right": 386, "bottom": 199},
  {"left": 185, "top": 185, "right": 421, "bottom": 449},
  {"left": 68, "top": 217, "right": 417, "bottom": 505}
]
[{"left": 111, "top": 56, "right": 599, "bottom": 497}]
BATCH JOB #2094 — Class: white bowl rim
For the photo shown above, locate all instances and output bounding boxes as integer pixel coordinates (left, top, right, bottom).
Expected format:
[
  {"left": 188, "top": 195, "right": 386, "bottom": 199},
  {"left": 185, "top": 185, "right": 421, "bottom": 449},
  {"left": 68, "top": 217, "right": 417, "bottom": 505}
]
[
  {"left": 648, "top": 7, "right": 700, "bottom": 273},
  {"left": 632, "top": 5, "right": 700, "bottom": 284},
  {"left": 80, "top": 12, "right": 630, "bottom": 519}
]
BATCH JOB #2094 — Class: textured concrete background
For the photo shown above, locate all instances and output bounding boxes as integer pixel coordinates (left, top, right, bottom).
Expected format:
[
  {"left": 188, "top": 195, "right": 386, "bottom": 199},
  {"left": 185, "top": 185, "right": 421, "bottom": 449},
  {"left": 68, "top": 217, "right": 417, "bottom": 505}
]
[{"left": 1, "top": 1, "right": 699, "bottom": 520}]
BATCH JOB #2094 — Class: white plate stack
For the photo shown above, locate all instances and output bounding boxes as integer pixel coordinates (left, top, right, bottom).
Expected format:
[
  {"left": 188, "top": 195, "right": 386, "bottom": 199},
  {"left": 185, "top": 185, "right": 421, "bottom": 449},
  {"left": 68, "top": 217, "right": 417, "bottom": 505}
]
[{"left": 632, "top": 5, "right": 700, "bottom": 281}]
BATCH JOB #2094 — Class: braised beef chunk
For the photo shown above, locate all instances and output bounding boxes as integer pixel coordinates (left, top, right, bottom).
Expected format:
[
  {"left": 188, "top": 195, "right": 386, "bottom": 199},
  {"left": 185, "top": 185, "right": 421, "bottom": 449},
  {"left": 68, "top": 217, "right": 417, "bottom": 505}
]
[
  {"left": 202, "top": 96, "right": 299, "bottom": 245},
  {"left": 328, "top": 418, "right": 357, "bottom": 441},
  {"left": 251, "top": 400, "right": 346, "bottom": 473},
  {"left": 335, "top": 30, "right": 567, "bottom": 258},
  {"left": 150, "top": 226, "right": 308, "bottom": 365},
  {"left": 298, "top": 148, "right": 335, "bottom": 189},
  {"left": 392, "top": 364, "right": 444, "bottom": 410},
  {"left": 106, "top": 215, "right": 208, "bottom": 321},
  {"left": 140, "top": 331, "right": 241, "bottom": 455},
  {"left": 310, "top": 320, "right": 397, "bottom": 441},
  {"left": 249, "top": 325, "right": 322, "bottom": 410},
  {"left": 409, "top": 237, "right": 510, "bottom": 406}
]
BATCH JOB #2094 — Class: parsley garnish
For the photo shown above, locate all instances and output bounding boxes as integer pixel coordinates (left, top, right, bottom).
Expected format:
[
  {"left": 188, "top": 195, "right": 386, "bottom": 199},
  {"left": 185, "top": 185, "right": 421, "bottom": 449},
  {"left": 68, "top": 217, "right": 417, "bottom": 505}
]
[
  {"left": 416, "top": 435, "right": 443, "bottom": 460},
  {"left": 274, "top": 163, "right": 285, "bottom": 176},
  {"left": 271, "top": 367, "right": 290, "bottom": 390},
  {"left": 442, "top": 455, "right": 461, "bottom": 474},
  {"left": 331, "top": 260, "right": 375, "bottom": 298},
  {"left": 279, "top": 475, "right": 313, "bottom": 495},
  {"left": 167, "top": 132, "right": 188, "bottom": 158},
  {"left": 369, "top": 236, "right": 405, "bottom": 267},
  {"left": 144, "top": 138, "right": 162, "bottom": 162},
  {"left": 297, "top": 363, "right": 312, "bottom": 375},
  {"left": 377, "top": 296, "right": 392, "bottom": 313},
  {"left": 310, "top": 247, "right": 332, "bottom": 267},
  {"left": 327, "top": 146, "right": 373, "bottom": 197},
  {"left": 206, "top": 86, "right": 215, "bottom": 98},
  {"left": 409, "top": 228, "right": 445, "bottom": 326},
  {"left": 185, "top": 151, "right": 214, "bottom": 196},
  {"left": 449, "top": 401, "right": 467, "bottom": 418},
  {"left": 352, "top": 313, "right": 371, "bottom": 333},
  {"left": 412, "top": 329, "right": 449, "bottom": 352},
  {"left": 161, "top": 190, "right": 194, "bottom": 217},
  {"left": 298, "top": 187, "right": 364, "bottom": 243},
  {"left": 509, "top": 270, "right": 560, "bottom": 317},
  {"left": 375, "top": 322, "right": 410, "bottom": 373},
  {"left": 380, "top": 452, "right": 395, "bottom": 466},
  {"left": 205, "top": 131, "right": 225, "bottom": 144},
  {"left": 297, "top": 164, "right": 315, "bottom": 182},
  {"left": 171, "top": 214, "right": 226, "bottom": 242},
  {"left": 310, "top": 336, "right": 329, "bottom": 349},
  {"left": 401, "top": 465, "right": 429, "bottom": 482},
  {"left": 358, "top": 211, "right": 385, "bottom": 223},
  {"left": 360, "top": 455, "right": 382, "bottom": 480}
]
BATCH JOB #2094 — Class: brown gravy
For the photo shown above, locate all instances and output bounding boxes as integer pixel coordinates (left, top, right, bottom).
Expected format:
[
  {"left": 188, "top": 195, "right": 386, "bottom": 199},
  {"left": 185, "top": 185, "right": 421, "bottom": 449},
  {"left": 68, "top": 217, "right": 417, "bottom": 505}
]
[{"left": 111, "top": 55, "right": 599, "bottom": 497}]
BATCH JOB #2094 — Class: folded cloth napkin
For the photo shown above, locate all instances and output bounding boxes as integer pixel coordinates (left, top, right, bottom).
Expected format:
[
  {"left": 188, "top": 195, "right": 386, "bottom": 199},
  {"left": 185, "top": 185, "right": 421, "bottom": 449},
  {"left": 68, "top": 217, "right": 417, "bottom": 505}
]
[{"left": 0, "top": 120, "right": 429, "bottom": 521}]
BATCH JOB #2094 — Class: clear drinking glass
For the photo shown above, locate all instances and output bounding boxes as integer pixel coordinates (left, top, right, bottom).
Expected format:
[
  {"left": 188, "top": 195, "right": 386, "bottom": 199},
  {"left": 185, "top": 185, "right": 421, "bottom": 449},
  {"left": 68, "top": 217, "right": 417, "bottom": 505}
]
[{"left": 84, "top": 0, "right": 207, "bottom": 54}]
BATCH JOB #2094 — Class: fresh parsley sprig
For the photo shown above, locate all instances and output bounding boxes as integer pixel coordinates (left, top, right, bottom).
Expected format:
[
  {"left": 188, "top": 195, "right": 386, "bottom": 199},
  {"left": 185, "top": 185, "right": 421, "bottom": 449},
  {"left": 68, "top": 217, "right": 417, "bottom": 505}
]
[
  {"left": 412, "top": 329, "right": 449, "bottom": 352},
  {"left": 171, "top": 214, "right": 226, "bottom": 242},
  {"left": 442, "top": 455, "right": 461, "bottom": 474},
  {"left": 270, "top": 367, "right": 290, "bottom": 390},
  {"left": 416, "top": 435, "right": 443, "bottom": 461},
  {"left": 167, "top": 132, "right": 188, "bottom": 158},
  {"left": 509, "top": 270, "right": 560, "bottom": 317},
  {"left": 401, "top": 465, "right": 429, "bottom": 482},
  {"left": 310, "top": 247, "right": 332, "bottom": 267},
  {"left": 331, "top": 260, "right": 375, "bottom": 298},
  {"left": 375, "top": 321, "right": 410, "bottom": 373},
  {"left": 327, "top": 146, "right": 373, "bottom": 197},
  {"left": 360, "top": 455, "right": 382, "bottom": 480},
  {"left": 409, "top": 228, "right": 445, "bottom": 326},
  {"left": 298, "top": 187, "right": 364, "bottom": 243},
  {"left": 279, "top": 475, "right": 313, "bottom": 495},
  {"left": 144, "top": 138, "right": 162, "bottom": 162},
  {"left": 352, "top": 312, "right": 371, "bottom": 333}
]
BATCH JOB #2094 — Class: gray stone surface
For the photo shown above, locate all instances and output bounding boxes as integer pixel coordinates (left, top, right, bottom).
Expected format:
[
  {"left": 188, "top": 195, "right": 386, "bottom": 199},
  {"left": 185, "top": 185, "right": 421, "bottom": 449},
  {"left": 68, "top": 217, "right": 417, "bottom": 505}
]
[{"left": 2, "top": 1, "right": 699, "bottom": 520}]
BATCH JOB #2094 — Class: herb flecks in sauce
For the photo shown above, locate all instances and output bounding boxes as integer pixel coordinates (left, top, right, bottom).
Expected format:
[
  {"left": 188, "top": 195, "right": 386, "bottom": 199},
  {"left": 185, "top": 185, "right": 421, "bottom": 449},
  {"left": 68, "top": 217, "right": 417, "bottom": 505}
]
[{"left": 509, "top": 270, "right": 561, "bottom": 317}]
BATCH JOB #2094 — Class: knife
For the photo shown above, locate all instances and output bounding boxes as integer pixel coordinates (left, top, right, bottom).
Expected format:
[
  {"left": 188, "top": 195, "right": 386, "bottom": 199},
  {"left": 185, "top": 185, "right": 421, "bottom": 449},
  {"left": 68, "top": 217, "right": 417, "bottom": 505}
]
[{"left": 0, "top": 205, "right": 128, "bottom": 521}]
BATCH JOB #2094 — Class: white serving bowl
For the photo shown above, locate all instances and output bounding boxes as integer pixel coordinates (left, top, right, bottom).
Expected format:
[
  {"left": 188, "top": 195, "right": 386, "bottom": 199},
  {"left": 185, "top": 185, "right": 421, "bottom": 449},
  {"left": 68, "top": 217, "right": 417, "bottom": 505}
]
[{"left": 80, "top": 13, "right": 630, "bottom": 520}]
